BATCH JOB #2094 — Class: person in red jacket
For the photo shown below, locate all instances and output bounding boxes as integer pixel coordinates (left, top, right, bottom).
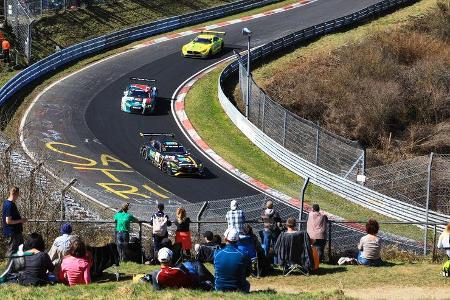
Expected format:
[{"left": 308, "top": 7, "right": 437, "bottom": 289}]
[
  {"left": 151, "top": 247, "right": 198, "bottom": 290},
  {"left": 2, "top": 39, "right": 10, "bottom": 63}
]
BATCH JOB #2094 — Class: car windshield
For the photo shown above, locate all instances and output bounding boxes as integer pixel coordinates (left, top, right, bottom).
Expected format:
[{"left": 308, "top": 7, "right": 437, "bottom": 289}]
[
  {"left": 161, "top": 143, "right": 186, "bottom": 154},
  {"left": 194, "top": 37, "right": 212, "bottom": 44},
  {"left": 129, "top": 90, "right": 149, "bottom": 98}
]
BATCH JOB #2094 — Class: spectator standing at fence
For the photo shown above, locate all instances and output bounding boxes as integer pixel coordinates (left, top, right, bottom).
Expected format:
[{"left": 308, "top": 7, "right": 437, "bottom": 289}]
[
  {"left": 151, "top": 202, "right": 172, "bottom": 261},
  {"left": 59, "top": 237, "right": 91, "bottom": 286},
  {"left": 261, "top": 200, "right": 281, "bottom": 257},
  {"left": 2, "top": 186, "right": 27, "bottom": 258},
  {"left": 214, "top": 228, "right": 251, "bottom": 293},
  {"left": 114, "top": 203, "right": 138, "bottom": 261},
  {"left": 2, "top": 38, "right": 10, "bottom": 63},
  {"left": 438, "top": 223, "right": 450, "bottom": 258},
  {"left": 174, "top": 207, "right": 192, "bottom": 257},
  {"left": 357, "top": 218, "right": 382, "bottom": 266},
  {"left": 226, "top": 200, "right": 246, "bottom": 234},
  {"left": 306, "top": 204, "right": 328, "bottom": 261},
  {"left": 18, "top": 233, "right": 54, "bottom": 286}
]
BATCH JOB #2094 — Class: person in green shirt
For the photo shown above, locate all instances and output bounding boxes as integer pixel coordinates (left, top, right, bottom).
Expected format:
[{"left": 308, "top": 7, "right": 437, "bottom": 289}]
[{"left": 114, "top": 203, "right": 138, "bottom": 261}]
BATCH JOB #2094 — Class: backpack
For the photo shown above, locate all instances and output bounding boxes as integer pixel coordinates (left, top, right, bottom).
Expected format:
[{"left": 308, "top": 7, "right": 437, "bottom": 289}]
[
  {"left": 442, "top": 259, "right": 450, "bottom": 277},
  {"left": 153, "top": 215, "right": 168, "bottom": 236}
]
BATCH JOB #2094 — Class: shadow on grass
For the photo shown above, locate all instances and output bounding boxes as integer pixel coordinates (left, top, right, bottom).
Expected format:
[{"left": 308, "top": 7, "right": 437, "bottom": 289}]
[{"left": 93, "top": 272, "right": 133, "bottom": 283}]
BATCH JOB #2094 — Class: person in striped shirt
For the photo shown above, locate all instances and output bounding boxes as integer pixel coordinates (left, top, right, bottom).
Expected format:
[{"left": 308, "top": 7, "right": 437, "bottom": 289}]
[{"left": 226, "top": 200, "right": 246, "bottom": 234}]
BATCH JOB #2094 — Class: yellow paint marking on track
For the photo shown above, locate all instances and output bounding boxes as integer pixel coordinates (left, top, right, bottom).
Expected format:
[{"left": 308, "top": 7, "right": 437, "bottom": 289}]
[
  {"left": 74, "top": 167, "right": 134, "bottom": 182},
  {"left": 142, "top": 184, "right": 169, "bottom": 199},
  {"left": 46, "top": 142, "right": 97, "bottom": 166},
  {"left": 97, "top": 183, "right": 151, "bottom": 199},
  {"left": 100, "top": 154, "right": 132, "bottom": 168}
]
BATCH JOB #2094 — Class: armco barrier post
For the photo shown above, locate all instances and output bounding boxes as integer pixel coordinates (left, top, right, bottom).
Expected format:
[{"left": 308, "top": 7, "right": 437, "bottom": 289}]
[
  {"left": 328, "top": 220, "right": 332, "bottom": 263},
  {"left": 423, "top": 152, "right": 434, "bottom": 255},
  {"left": 282, "top": 110, "right": 287, "bottom": 147}
]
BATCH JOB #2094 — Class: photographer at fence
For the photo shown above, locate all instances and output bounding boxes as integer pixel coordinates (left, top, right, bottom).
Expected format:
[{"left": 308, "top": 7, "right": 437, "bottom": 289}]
[
  {"left": 357, "top": 218, "right": 382, "bottom": 267},
  {"left": 306, "top": 204, "right": 328, "bottom": 262},
  {"left": 2, "top": 187, "right": 28, "bottom": 258}
]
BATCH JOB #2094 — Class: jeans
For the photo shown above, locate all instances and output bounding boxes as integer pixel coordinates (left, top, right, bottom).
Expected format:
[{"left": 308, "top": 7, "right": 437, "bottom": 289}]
[
  {"left": 262, "top": 230, "right": 271, "bottom": 257},
  {"left": 152, "top": 234, "right": 167, "bottom": 259},
  {"left": 357, "top": 251, "right": 382, "bottom": 266},
  {"left": 116, "top": 231, "right": 129, "bottom": 261},
  {"left": 6, "top": 233, "right": 24, "bottom": 258}
]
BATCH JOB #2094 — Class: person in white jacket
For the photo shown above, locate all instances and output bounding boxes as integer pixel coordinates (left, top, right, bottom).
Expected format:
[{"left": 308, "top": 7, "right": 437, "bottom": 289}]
[{"left": 437, "top": 223, "right": 450, "bottom": 258}]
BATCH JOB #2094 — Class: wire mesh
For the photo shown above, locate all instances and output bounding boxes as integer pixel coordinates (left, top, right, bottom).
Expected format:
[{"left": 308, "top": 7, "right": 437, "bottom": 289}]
[{"left": 5, "top": 0, "right": 33, "bottom": 61}]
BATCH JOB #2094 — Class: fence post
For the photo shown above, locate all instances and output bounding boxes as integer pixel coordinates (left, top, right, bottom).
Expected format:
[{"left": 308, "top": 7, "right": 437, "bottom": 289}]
[
  {"left": 315, "top": 122, "right": 320, "bottom": 165},
  {"left": 432, "top": 224, "right": 437, "bottom": 262},
  {"left": 197, "top": 201, "right": 208, "bottom": 233},
  {"left": 261, "top": 93, "right": 265, "bottom": 133},
  {"left": 423, "top": 152, "right": 434, "bottom": 256},
  {"left": 299, "top": 177, "right": 310, "bottom": 231},
  {"left": 282, "top": 110, "right": 287, "bottom": 147},
  {"left": 138, "top": 222, "right": 143, "bottom": 264},
  {"left": 60, "top": 178, "right": 77, "bottom": 222},
  {"left": 328, "top": 220, "right": 332, "bottom": 263}
]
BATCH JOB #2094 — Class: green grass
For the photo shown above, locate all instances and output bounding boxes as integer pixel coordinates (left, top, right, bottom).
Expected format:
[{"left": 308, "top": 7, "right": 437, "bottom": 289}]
[
  {"left": 0, "top": 261, "right": 447, "bottom": 299},
  {"left": 184, "top": 67, "right": 429, "bottom": 242}
]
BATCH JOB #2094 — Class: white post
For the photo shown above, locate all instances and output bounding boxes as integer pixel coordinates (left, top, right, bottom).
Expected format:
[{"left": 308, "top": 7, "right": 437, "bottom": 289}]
[{"left": 423, "top": 152, "right": 434, "bottom": 256}]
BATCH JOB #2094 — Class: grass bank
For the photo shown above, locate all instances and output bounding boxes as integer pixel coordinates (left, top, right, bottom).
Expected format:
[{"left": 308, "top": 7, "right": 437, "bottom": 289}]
[
  {"left": 0, "top": 261, "right": 447, "bottom": 299},
  {"left": 244, "top": 0, "right": 449, "bottom": 166},
  {"left": 184, "top": 67, "right": 428, "bottom": 242}
]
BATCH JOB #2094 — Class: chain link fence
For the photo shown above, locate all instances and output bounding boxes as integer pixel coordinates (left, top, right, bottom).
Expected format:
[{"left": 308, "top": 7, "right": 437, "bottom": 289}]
[
  {"left": 5, "top": 0, "right": 33, "bottom": 62},
  {"left": 239, "top": 62, "right": 365, "bottom": 180}
]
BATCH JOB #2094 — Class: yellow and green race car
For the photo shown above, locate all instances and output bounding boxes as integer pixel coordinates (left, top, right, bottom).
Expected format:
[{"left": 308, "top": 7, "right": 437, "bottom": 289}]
[{"left": 182, "top": 31, "right": 225, "bottom": 58}]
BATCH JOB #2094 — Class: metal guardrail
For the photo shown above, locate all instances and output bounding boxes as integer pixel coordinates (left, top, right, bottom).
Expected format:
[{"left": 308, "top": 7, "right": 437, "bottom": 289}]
[
  {"left": 0, "top": 0, "right": 281, "bottom": 106},
  {"left": 218, "top": 0, "right": 450, "bottom": 227}
]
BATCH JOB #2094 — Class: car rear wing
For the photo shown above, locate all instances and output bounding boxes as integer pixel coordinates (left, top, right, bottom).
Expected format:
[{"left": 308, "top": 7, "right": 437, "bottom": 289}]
[
  {"left": 201, "top": 30, "right": 226, "bottom": 35},
  {"left": 130, "top": 77, "right": 157, "bottom": 83},
  {"left": 139, "top": 132, "right": 175, "bottom": 138}
]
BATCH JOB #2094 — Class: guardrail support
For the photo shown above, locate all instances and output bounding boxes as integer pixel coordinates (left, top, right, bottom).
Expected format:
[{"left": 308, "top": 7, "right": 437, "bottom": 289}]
[
  {"left": 60, "top": 178, "right": 77, "bottom": 223},
  {"left": 328, "top": 221, "right": 332, "bottom": 263},
  {"left": 423, "top": 152, "right": 434, "bottom": 256},
  {"left": 197, "top": 201, "right": 208, "bottom": 233},
  {"left": 299, "top": 177, "right": 310, "bottom": 230}
]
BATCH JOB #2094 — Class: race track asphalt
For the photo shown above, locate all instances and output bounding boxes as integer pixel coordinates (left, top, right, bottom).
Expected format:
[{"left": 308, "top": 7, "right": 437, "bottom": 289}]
[{"left": 21, "top": 0, "right": 382, "bottom": 212}]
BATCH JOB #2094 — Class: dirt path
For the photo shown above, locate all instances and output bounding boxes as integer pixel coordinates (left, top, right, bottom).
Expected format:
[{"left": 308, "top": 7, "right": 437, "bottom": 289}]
[{"left": 344, "top": 287, "right": 450, "bottom": 300}]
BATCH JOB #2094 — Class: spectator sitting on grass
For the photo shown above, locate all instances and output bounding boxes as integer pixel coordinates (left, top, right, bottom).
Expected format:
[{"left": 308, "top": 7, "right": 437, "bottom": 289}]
[
  {"left": 152, "top": 247, "right": 198, "bottom": 290},
  {"left": 49, "top": 223, "right": 74, "bottom": 263},
  {"left": 195, "top": 231, "right": 219, "bottom": 263},
  {"left": 18, "top": 233, "right": 54, "bottom": 286},
  {"left": 214, "top": 228, "right": 251, "bottom": 293},
  {"left": 437, "top": 223, "right": 450, "bottom": 258},
  {"left": 357, "top": 218, "right": 382, "bottom": 267},
  {"left": 59, "top": 237, "right": 91, "bottom": 286},
  {"left": 213, "top": 234, "right": 224, "bottom": 248}
]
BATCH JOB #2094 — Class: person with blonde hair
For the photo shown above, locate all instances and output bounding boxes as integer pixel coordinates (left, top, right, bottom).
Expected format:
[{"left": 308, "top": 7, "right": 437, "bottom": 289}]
[
  {"left": 438, "top": 223, "right": 450, "bottom": 258},
  {"left": 175, "top": 207, "right": 192, "bottom": 257}
]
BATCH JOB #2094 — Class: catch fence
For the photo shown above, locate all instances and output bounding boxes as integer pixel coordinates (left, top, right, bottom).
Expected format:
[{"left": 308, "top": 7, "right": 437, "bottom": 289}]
[
  {"left": 239, "top": 62, "right": 365, "bottom": 180},
  {"left": 5, "top": 0, "right": 33, "bottom": 62}
]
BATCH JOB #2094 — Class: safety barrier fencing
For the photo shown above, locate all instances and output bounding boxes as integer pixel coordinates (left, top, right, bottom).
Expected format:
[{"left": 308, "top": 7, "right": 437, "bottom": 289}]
[
  {"left": 14, "top": 219, "right": 445, "bottom": 262},
  {"left": 0, "top": 0, "right": 280, "bottom": 102},
  {"left": 218, "top": 0, "right": 450, "bottom": 229}
]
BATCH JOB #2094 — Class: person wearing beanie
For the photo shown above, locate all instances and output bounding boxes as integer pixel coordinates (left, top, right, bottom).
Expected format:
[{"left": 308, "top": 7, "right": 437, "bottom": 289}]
[
  {"left": 306, "top": 204, "right": 328, "bottom": 261},
  {"left": 214, "top": 228, "right": 251, "bottom": 293},
  {"left": 151, "top": 247, "right": 198, "bottom": 290},
  {"left": 226, "top": 200, "right": 246, "bottom": 234},
  {"left": 49, "top": 223, "right": 74, "bottom": 262},
  {"left": 114, "top": 203, "right": 139, "bottom": 261},
  {"left": 260, "top": 200, "right": 281, "bottom": 257}
]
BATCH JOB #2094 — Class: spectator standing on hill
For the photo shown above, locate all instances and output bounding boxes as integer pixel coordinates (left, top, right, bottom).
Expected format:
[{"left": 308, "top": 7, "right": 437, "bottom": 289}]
[
  {"left": 306, "top": 204, "right": 328, "bottom": 261},
  {"left": 214, "top": 228, "right": 251, "bottom": 293},
  {"left": 285, "top": 217, "right": 297, "bottom": 233},
  {"left": 18, "top": 233, "right": 54, "bottom": 286},
  {"left": 59, "top": 237, "right": 91, "bottom": 286},
  {"left": 261, "top": 200, "right": 281, "bottom": 257},
  {"left": 114, "top": 203, "right": 138, "bottom": 261},
  {"left": 2, "top": 186, "right": 27, "bottom": 257},
  {"left": 226, "top": 200, "right": 246, "bottom": 234},
  {"left": 2, "top": 39, "right": 10, "bottom": 63},
  {"left": 437, "top": 223, "right": 450, "bottom": 258},
  {"left": 174, "top": 207, "right": 192, "bottom": 257},
  {"left": 357, "top": 218, "right": 382, "bottom": 266},
  {"left": 151, "top": 202, "right": 171, "bottom": 259}
]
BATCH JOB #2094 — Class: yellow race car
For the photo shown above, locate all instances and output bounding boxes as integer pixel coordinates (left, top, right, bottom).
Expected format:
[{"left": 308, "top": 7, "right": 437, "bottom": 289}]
[{"left": 182, "top": 31, "right": 225, "bottom": 58}]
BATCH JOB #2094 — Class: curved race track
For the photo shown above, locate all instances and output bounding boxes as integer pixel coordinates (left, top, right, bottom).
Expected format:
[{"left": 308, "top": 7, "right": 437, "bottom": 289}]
[{"left": 21, "top": 0, "right": 381, "bottom": 215}]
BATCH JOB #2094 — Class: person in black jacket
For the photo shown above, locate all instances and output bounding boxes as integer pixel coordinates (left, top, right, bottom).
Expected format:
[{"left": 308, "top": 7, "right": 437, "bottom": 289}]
[
  {"left": 260, "top": 200, "right": 281, "bottom": 257},
  {"left": 19, "top": 233, "right": 54, "bottom": 286}
]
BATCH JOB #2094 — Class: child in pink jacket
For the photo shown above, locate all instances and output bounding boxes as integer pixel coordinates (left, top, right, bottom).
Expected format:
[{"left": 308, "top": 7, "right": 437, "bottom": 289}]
[{"left": 59, "top": 237, "right": 91, "bottom": 286}]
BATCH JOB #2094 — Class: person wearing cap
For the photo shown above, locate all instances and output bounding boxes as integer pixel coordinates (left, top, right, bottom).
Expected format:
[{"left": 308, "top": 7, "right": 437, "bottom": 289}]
[
  {"left": 306, "top": 204, "right": 328, "bottom": 262},
  {"left": 151, "top": 202, "right": 172, "bottom": 260},
  {"left": 226, "top": 200, "right": 246, "bottom": 234},
  {"left": 261, "top": 200, "right": 281, "bottom": 257},
  {"left": 114, "top": 203, "right": 138, "bottom": 261},
  {"left": 2, "top": 38, "right": 10, "bottom": 63},
  {"left": 152, "top": 247, "right": 198, "bottom": 290},
  {"left": 214, "top": 228, "right": 251, "bottom": 293}
]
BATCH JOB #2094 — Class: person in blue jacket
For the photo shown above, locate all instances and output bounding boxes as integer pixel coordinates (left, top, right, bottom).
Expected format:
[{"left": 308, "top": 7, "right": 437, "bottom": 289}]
[{"left": 214, "top": 227, "right": 251, "bottom": 293}]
